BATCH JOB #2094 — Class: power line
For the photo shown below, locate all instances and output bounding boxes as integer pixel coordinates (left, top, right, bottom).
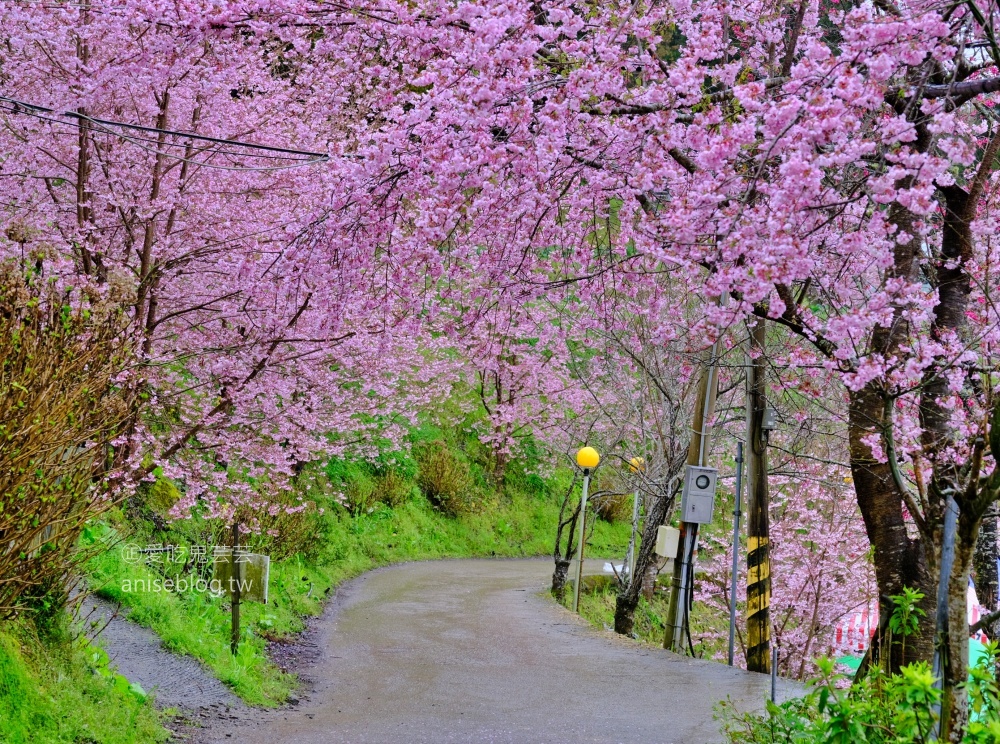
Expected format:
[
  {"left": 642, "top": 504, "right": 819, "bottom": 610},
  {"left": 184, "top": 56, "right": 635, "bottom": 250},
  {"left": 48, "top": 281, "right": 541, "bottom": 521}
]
[
  {"left": 0, "top": 94, "right": 329, "bottom": 171},
  {"left": 0, "top": 101, "right": 308, "bottom": 161}
]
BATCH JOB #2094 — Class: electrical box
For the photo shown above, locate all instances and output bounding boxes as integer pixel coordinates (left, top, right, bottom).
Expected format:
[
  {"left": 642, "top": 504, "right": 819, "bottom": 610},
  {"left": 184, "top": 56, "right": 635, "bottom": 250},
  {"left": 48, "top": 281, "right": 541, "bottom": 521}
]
[
  {"left": 680, "top": 465, "right": 718, "bottom": 524},
  {"left": 762, "top": 408, "right": 779, "bottom": 431},
  {"left": 655, "top": 525, "right": 680, "bottom": 558}
]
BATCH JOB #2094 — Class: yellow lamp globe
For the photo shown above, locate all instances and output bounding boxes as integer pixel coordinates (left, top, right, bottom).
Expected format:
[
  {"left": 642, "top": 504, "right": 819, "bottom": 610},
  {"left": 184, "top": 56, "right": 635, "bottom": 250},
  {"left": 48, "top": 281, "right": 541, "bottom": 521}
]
[
  {"left": 629, "top": 456, "right": 645, "bottom": 473},
  {"left": 576, "top": 446, "right": 600, "bottom": 469}
]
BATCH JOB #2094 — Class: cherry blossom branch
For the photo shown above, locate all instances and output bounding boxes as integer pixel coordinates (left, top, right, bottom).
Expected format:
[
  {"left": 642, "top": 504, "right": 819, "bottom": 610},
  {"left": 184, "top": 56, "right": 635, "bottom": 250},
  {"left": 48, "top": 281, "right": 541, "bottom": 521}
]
[
  {"left": 590, "top": 78, "right": 789, "bottom": 118},
  {"left": 964, "top": 0, "right": 1000, "bottom": 68},
  {"left": 146, "top": 293, "right": 313, "bottom": 474},
  {"left": 148, "top": 291, "right": 243, "bottom": 330},
  {"left": 965, "top": 128, "right": 1000, "bottom": 216},
  {"left": 780, "top": 0, "right": 808, "bottom": 77},
  {"left": 970, "top": 607, "right": 1000, "bottom": 635},
  {"left": 749, "top": 301, "right": 838, "bottom": 359},
  {"left": 667, "top": 148, "right": 697, "bottom": 175}
]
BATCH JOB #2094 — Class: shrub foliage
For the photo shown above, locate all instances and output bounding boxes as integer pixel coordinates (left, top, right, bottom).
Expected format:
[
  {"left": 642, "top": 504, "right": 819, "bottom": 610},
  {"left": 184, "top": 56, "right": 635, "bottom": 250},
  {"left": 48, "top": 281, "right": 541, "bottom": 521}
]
[
  {"left": 0, "top": 266, "right": 136, "bottom": 617},
  {"left": 415, "top": 441, "right": 475, "bottom": 516}
]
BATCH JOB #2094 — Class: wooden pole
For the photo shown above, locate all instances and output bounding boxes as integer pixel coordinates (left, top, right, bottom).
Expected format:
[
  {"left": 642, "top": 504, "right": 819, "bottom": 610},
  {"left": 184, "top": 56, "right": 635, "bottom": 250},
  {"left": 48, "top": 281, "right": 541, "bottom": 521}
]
[
  {"left": 745, "top": 318, "right": 771, "bottom": 674},
  {"left": 231, "top": 521, "right": 241, "bottom": 656}
]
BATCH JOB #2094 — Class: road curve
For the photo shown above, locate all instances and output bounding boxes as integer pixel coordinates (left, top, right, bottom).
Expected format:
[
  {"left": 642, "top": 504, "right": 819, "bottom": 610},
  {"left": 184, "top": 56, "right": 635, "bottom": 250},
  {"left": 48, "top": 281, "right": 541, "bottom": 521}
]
[{"left": 200, "top": 559, "right": 796, "bottom": 744}]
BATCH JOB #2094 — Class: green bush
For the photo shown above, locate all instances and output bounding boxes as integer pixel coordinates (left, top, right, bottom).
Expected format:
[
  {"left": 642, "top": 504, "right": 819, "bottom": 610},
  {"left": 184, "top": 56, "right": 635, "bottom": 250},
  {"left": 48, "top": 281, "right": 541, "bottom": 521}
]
[
  {"left": 215, "top": 500, "right": 326, "bottom": 562},
  {"left": 415, "top": 441, "right": 475, "bottom": 516},
  {"left": 720, "top": 654, "right": 1000, "bottom": 744},
  {"left": 0, "top": 625, "right": 166, "bottom": 743},
  {"left": 324, "top": 459, "right": 382, "bottom": 516},
  {"left": 591, "top": 490, "right": 632, "bottom": 523},
  {"left": 720, "top": 590, "right": 1000, "bottom": 744},
  {"left": 371, "top": 448, "right": 419, "bottom": 481},
  {"left": 374, "top": 470, "right": 413, "bottom": 508},
  {"left": 344, "top": 470, "right": 378, "bottom": 516}
]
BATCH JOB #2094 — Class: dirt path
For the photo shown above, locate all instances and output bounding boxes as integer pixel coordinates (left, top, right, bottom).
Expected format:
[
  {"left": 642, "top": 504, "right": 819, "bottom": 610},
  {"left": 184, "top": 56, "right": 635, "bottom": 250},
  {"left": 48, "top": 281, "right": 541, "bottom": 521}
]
[
  {"left": 190, "top": 559, "right": 797, "bottom": 744},
  {"left": 81, "top": 596, "right": 245, "bottom": 727}
]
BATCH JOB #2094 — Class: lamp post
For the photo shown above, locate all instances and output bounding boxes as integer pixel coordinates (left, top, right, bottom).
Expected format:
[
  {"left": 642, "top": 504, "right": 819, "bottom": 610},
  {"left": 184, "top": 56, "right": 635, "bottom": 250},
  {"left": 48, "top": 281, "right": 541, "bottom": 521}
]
[
  {"left": 626, "top": 457, "right": 645, "bottom": 584},
  {"left": 573, "top": 446, "right": 600, "bottom": 613}
]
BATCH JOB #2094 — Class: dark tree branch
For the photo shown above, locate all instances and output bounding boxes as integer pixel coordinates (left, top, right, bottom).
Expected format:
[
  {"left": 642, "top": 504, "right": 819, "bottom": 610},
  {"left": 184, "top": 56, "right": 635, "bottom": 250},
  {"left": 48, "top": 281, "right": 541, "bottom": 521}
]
[{"left": 922, "top": 75, "right": 1000, "bottom": 100}]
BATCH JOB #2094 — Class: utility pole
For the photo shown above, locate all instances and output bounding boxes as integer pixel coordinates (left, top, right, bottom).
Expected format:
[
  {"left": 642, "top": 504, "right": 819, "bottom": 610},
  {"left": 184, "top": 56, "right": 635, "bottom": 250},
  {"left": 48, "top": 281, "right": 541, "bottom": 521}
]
[
  {"left": 665, "top": 344, "right": 720, "bottom": 652},
  {"left": 745, "top": 317, "right": 771, "bottom": 674},
  {"left": 728, "top": 441, "right": 744, "bottom": 666}
]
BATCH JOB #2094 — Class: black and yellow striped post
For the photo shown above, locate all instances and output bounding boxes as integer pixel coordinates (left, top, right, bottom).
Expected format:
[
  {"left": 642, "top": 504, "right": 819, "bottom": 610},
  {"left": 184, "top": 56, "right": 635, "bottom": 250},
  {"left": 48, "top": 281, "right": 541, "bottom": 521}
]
[
  {"left": 746, "top": 536, "right": 770, "bottom": 671},
  {"left": 745, "top": 317, "right": 771, "bottom": 674}
]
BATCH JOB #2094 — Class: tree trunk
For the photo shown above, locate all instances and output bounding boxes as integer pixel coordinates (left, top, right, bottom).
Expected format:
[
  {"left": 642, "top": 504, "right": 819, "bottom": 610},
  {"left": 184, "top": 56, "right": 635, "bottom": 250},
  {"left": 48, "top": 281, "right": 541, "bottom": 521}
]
[
  {"left": 551, "top": 473, "right": 581, "bottom": 603},
  {"left": 974, "top": 501, "right": 998, "bottom": 618},
  {"left": 848, "top": 383, "right": 935, "bottom": 669},
  {"left": 551, "top": 558, "right": 571, "bottom": 603},
  {"left": 614, "top": 479, "right": 677, "bottom": 635},
  {"left": 928, "top": 184, "right": 978, "bottom": 742},
  {"left": 641, "top": 559, "right": 657, "bottom": 600},
  {"left": 614, "top": 589, "right": 640, "bottom": 636},
  {"left": 942, "top": 526, "right": 977, "bottom": 741}
]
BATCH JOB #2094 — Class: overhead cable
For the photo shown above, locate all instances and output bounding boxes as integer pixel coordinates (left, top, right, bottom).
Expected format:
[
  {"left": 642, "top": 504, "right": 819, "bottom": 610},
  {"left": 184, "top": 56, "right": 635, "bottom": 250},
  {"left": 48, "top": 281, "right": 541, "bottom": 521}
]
[{"left": 0, "top": 94, "right": 329, "bottom": 171}]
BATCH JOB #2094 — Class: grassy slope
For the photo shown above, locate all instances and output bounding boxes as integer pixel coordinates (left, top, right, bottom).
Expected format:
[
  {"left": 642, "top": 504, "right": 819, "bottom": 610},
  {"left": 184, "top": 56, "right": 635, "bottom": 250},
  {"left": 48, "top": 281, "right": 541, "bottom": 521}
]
[
  {"left": 0, "top": 626, "right": 168, "bottom": 744},
  {"left": 86, "top": 489, "right": 631, "bottom": 707},
  {"left": 574, "top": 580, "right": 671, "bottom": 644},
  {"left": 0, "top": 407, "right": 634, "bottom": 743}
]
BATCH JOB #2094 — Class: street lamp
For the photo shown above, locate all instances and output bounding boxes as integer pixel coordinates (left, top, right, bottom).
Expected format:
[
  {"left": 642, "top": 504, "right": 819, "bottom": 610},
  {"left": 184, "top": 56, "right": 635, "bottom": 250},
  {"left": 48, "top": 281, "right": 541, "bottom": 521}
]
[
  {"left": 626, "top": 457, "right": 645, "bottom": 583},
  {"left": 577, "top": 447, "right": 600, "bottom": 470},
  {"left": 573, "top": 446, "right": 600, "bottom": 613}
]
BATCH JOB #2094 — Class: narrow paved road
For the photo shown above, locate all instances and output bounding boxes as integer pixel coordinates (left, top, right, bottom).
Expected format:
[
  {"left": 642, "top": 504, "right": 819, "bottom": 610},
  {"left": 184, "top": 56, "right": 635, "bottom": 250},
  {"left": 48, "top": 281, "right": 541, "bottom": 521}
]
[{"left": 200, "top": 559, "right": 796, "bottom": 744}]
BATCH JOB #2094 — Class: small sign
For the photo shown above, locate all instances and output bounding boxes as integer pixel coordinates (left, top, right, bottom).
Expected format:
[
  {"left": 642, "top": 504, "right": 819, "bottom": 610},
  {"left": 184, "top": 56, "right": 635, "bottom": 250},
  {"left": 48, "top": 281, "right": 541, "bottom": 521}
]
[{"left": 211, "top": 549, "right": 270, "bottom": 604}]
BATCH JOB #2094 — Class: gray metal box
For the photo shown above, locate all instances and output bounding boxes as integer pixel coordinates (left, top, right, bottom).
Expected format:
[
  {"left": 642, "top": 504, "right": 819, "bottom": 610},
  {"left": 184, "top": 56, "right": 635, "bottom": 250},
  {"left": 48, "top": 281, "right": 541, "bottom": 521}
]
[
  {"left": 680, "top": 465, "right": 718, "bottom": 524},
  {"left": 762, "top": 408, "right": 779, "bottom": 431}
]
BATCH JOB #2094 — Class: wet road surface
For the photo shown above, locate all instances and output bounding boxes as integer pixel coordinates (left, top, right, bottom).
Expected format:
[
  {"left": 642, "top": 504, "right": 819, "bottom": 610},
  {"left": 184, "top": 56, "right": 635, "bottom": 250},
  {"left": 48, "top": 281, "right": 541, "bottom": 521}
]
[{"left": 199, "top": 559, "right": 796, "bottom": 743}]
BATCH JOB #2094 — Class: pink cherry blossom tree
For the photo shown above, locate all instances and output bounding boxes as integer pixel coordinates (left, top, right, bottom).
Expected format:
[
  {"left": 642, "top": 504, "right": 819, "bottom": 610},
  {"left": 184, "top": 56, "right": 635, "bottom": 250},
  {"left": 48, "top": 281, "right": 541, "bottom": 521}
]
[
  {"left": 0, "top": 2, "right": 453, "bottom": 521},
  {"left": 269, "top": 1, "right": 1000, "bottom": 731},
  {"left": 697, "top": 464, "right": 877, "bottom": 680},
  {"left": 6, "top": 1, "right": 1000, "bottom": 732}
]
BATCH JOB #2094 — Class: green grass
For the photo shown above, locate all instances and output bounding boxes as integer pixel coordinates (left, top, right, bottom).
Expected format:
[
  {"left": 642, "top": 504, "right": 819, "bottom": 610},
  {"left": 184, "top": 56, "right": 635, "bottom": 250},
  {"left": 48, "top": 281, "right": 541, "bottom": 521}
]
[
  {"left": 86, "top": 489, "right": 631, "bottom": 706},
  {"left": 0, "top": 624, "right": 167, "bottom": 744},
  {"left": 572, "top": 577, "right": 729, "bottom": 662}
]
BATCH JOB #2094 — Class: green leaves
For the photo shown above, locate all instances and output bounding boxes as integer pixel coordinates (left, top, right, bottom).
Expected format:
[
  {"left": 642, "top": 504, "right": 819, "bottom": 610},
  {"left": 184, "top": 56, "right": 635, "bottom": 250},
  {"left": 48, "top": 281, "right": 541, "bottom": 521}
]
[
  {"left": 89, "top": 645, "right": 148, "bottom": 703},
  {"left": 720, "top": 652, "right": 993, "bottom": 744},
  {"left": 888, "top": 587, "right": 926, "bottom": 640},
  {"left": 966, "top": 641, "right": 1000, "bottom": 723}
]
